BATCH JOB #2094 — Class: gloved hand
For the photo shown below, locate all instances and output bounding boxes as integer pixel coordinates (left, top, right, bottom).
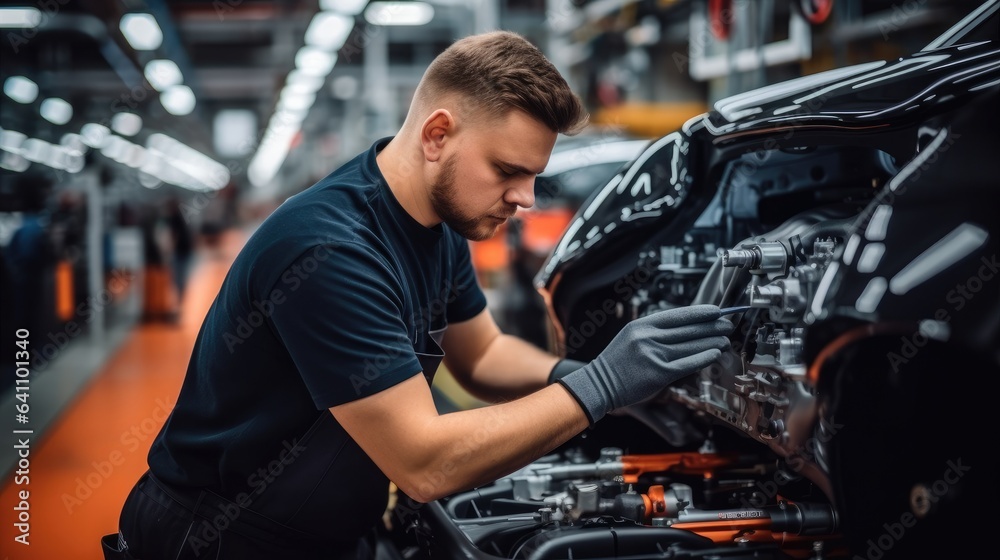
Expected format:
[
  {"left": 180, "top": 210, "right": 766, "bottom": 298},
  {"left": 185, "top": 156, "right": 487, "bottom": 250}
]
[{"left": 554, "top": 304, "right": 731, "bottom": 424}]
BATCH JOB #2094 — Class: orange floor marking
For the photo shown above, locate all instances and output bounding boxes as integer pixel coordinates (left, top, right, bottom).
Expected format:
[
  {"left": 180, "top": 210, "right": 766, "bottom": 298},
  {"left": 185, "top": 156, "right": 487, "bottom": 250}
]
[{"left": 1, "top": 229, "right": 247, "bottom": 560}]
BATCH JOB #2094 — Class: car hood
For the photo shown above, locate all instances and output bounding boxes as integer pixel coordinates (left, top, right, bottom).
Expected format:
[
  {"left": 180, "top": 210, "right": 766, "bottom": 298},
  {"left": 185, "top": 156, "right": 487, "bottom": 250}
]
[{"left": 707, "top": 39, "right": 1000, "bottom": 136}]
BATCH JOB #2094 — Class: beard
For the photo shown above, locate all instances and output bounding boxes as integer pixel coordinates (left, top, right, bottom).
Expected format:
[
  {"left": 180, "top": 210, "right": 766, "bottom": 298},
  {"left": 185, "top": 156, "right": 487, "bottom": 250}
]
[{"left": 429, "top": 154, "right": 517, "bottom": 241}]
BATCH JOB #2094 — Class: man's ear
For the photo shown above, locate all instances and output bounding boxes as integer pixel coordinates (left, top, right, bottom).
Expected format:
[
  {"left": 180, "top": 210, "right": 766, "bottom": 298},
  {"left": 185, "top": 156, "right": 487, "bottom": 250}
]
[{"left": 420, "top": 109, "right": 454, "bottom": 163}]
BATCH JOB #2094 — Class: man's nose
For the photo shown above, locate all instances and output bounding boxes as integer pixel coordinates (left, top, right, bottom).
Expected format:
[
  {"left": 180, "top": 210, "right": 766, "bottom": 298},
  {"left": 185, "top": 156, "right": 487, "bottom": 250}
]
[{"left": 505, "top": 176, "right": 536, "bottom": 209}]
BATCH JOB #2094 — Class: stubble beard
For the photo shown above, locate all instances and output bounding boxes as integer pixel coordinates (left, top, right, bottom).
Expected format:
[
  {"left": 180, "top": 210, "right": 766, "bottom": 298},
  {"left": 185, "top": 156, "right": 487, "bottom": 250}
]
[{"left": 429, "top": 154, "right": 514, "bottom": 241}]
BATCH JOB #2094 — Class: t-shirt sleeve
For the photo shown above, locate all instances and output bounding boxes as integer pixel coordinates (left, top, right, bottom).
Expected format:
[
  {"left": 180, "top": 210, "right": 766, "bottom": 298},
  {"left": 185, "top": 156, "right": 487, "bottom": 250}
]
[
  {"left": 267, "top": 241, "right": 423, "bottom": 409},
  {"left": 446, "top": 233, "right": 488, "bottom": 324}
]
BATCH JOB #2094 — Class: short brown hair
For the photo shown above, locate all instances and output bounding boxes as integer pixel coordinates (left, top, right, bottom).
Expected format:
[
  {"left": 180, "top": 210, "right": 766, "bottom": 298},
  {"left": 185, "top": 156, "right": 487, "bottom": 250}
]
[{"left": 418, "top": 31, "right": 588, "bottom": 134}]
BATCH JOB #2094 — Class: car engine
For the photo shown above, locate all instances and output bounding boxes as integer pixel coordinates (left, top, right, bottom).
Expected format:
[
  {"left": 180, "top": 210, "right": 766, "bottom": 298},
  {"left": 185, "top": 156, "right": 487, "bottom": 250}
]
[
  {"left": 402, "top": 155, "right": 870, "bottom": 559},
  {"left": 388, "top": 7, "right": 1000, "bottom": 557}
]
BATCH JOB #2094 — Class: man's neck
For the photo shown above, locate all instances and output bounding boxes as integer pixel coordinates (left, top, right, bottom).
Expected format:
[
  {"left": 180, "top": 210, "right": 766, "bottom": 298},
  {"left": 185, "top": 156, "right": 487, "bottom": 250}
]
[{"left": 376, "top": 137, "right": 440, "bottom": 228}]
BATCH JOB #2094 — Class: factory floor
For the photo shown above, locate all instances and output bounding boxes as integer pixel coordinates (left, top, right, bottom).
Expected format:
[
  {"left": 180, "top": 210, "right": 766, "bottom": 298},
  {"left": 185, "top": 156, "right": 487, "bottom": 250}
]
[{"left": 0, "top": 228, "right": 245, "bottom": 560}]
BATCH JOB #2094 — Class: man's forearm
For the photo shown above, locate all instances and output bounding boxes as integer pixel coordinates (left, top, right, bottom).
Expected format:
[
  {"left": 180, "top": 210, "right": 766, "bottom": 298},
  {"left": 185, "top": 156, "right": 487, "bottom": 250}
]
[
  {"left": 463, "top": 333, "right": 560, "bottom": 401},
  {"left": 407, "top": 382, "right": 589, "bottom": 502}
]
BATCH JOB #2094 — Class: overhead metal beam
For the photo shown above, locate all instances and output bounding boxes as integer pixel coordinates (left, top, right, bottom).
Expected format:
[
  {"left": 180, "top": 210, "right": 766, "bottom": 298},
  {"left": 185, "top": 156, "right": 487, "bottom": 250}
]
[
  {"left": 144, "top": 0, "right": 201, "bottom": 100},
  {"left": 41, "top": 69, "right": 283, "bottom": 99},
  {"left": 34, "top": 13, "right": 144, "bottom": 90}
]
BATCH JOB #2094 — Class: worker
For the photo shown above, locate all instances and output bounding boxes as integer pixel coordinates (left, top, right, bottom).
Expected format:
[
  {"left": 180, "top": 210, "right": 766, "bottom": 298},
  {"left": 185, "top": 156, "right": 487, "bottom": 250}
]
[{"left": 103, "top": 31, "right": 732, "bottom": 560}]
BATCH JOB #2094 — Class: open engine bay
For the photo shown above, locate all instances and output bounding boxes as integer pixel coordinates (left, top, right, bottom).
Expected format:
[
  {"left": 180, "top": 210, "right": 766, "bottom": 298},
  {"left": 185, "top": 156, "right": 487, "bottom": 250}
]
[
  {"left": 404, "top": 144, "right": 881, "bottom": 559},
  {"left": 387, "top": 4, "right": 1000, "bottom": 559}
]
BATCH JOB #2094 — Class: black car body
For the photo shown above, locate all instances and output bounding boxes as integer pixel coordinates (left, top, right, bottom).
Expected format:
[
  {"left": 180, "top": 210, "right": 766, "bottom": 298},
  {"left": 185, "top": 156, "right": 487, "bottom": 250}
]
[{"left": 398, "top": 2, "right": 1000, "bottom": 558}]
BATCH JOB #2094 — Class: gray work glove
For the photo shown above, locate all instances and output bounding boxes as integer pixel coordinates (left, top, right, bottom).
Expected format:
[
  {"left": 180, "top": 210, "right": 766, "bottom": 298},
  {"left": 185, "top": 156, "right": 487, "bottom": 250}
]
[{"left": 554, "top": 305, "right": 731, "bottom": 424}]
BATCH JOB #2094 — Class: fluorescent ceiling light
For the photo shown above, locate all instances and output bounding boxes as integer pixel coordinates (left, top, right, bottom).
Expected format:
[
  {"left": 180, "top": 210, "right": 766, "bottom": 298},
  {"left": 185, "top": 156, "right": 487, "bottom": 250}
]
[
  {"left": 295, "top": 47, "right": 338, "bottom": 76},
  {"left": 139, "top": 171, "right": 164, "bottom": 189},
  {"left": 305, "top": 11, "right": 355, "bottom": 51},
  {"left": 124, "top": 144, "right": 148, "bottom": 169},
  {"left": 120, "top": 13, "right": 163, "bottom": 51},
  {"left": 213, "top": 109, "right": 257, "bottom": 158},
  {"left": 101, "top": 135, "right": 130, "bottom": 162},
  {"left": 146, "top": 134, "right": 180, "bottom": 158},
  {"left": 0, "top": 129, "right": 27, "bottom": 152},
  {"left": 272, "top": 107, "right": 309, "bottom": 127},
  {"left": 60, "top": 133, "right": 89, "bottom": 154},
  {"left": 284, "top": 79, "right": 324, "bottom": 97},
  {"left": 320, "top": 0, "right": 369, "bottom": 16},
  {"left": 331, "top": 75, "right": 359, "bottom": 100},
  {"left": 147, "top": 133, "right": 230, "bottom": 191},
  {"left": 364, "top": 2, "right": 434, "bottom": 26},
  {"left": 248, "top": 125, "right": 299, "bottom": 188},
  {"left": 160, "top": 85, "right": 196, "bottom": 116},
  {"left": 111, "top": 113, "right": 143, "bottom": 136},
  {"left": 144, "top": 59, "right": 183, "bottom": 91},
  {"left": 286, "top": 70, "right": 326, "bottom": 90},
  {"left": 81, "top": 123, "right": 111, "bottom": 148},
  {"left": 0, "top": 8, "right": 41, "bottom": 28},
  {"left": 278, "top": 90, "right": 317, "bottom": 112},
  {"left": 0, "top": 152, "right": 30, "bottom": 172},
  {"left": 21, "top": 138, "right": 53, "bottom": 163},
  {"left": 3, "top": 76, "right": 38, "bottom": 104},
  {"left": 53, "top": 145, "right": 86, "bottom": 173},
  {"left": 40, "top": 98, "right": 73, "bottom": 125}
]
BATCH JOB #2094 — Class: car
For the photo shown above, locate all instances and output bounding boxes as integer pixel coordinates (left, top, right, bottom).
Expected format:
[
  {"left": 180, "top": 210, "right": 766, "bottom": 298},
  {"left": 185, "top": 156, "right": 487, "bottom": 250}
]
[
  {"left": 533, "top": 135, "right": 653, "bottom": 213},
  {"left": 393, "top": 1, "right": 1000, "bottom": 558}
]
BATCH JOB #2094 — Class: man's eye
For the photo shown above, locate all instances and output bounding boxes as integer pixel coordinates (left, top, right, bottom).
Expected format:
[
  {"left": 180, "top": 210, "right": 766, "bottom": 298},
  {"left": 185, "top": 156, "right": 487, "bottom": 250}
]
[{"left": 497, "top": 166, "right": 515, "bottom": 178}]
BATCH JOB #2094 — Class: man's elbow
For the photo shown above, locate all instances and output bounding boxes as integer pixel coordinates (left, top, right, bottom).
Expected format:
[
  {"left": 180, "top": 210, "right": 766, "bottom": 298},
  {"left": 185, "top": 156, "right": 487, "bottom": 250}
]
[
  {"left": 392, "top": 454, "right": 470, "bottom": 503},
  {"left": 393, "top": 475, "right": 449, "bottom": 504}
]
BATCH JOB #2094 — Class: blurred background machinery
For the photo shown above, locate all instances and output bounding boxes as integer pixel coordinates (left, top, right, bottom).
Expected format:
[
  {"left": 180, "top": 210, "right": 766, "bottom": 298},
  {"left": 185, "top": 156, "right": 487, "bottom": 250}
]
[{"left": 1, "top": 0, "right": 981, "bottom": 362}]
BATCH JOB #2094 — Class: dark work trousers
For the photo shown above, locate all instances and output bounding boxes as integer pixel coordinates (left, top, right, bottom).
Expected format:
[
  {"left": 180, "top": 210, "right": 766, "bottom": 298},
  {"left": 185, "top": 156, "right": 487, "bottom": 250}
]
[{"left": 102, "top": 471, "right": 374, "bottom": 560}]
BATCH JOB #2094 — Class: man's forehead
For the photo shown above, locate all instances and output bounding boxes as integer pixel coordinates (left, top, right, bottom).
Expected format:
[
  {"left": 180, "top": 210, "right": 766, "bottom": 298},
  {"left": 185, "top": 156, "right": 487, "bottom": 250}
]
[{"left": 477, "top": 112, "right": 556, "bottom": 171}]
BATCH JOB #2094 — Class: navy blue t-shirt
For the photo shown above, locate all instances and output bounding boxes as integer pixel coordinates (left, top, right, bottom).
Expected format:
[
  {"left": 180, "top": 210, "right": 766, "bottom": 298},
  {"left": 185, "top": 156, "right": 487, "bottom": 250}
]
[{"left": 146, "top": 137, "right": 486, "bottom": 543}]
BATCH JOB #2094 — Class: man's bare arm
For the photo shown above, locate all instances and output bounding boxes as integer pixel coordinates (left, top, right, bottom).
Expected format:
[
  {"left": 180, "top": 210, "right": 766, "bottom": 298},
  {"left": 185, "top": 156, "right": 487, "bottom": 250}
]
[
  {"left": 335, "top": 306, "right": 730, "bottom": 504},
  {"left": 441, "top": 308, "right": 560, "bottom": 402},
  {"left": 330, "top": 373, "right": 588, "bottom": 503}
]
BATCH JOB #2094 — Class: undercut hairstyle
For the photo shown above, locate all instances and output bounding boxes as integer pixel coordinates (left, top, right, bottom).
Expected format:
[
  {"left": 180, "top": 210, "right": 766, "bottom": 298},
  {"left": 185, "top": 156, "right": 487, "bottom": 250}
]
[{"left": 417, "top": 30, "right": 588, "bottom": 135}]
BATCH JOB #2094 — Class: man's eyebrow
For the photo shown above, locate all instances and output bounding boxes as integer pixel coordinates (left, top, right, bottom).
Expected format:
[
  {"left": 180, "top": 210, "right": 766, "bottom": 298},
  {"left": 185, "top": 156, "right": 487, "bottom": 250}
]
[{"left": 496, "top": 159, "right": 546, "bottom": 175}]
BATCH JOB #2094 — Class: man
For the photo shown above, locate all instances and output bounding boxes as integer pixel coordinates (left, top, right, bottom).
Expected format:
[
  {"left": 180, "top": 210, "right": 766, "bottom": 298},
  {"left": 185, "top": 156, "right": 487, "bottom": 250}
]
[{"left": 105, "top": 31, "right": 731, "bottom": 560}]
